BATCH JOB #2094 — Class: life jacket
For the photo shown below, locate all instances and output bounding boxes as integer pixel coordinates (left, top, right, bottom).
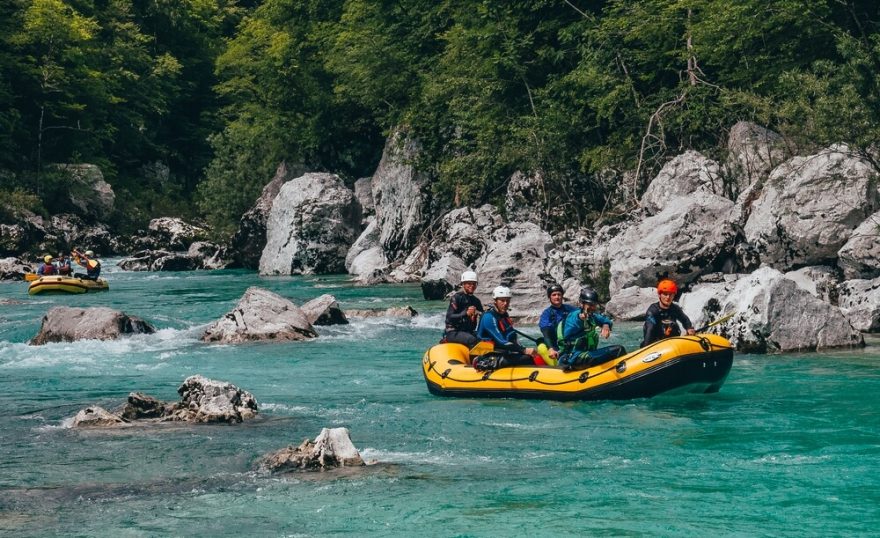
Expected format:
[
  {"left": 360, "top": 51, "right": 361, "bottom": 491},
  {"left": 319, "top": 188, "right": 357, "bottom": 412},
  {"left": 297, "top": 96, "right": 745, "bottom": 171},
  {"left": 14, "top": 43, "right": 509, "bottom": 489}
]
[{"left": 557, "top": 310, "right": 599, "bottom": 354}]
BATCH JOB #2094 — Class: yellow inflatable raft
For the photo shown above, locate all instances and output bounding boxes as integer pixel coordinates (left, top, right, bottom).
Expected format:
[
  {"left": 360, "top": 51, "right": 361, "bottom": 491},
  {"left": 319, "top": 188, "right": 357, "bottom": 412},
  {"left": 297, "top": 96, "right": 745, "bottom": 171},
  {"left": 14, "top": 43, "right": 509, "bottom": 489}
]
[
  {"left": 28, "top": 276, "right": 110, "bottom": 295},
  {"left": 422, "top": 334, "right": 734, "bottom": 401}
]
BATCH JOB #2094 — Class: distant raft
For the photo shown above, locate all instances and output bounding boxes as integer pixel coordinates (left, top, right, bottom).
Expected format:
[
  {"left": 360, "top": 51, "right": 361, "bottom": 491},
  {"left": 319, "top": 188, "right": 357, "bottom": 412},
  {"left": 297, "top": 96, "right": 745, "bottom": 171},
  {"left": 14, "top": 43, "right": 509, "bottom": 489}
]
[
  {"left": 28, "top": 276, "right": 110, "bottom": 295},
  {"left": 422, "top": 334, "right": 734, "bottom": 401}
]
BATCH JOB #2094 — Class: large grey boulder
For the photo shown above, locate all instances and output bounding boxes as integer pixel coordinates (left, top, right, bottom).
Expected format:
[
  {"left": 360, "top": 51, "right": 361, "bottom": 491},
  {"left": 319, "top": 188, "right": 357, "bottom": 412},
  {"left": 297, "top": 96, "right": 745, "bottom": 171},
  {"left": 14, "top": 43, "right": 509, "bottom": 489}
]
[
  {"left": 725, "top": 121, "right": 786, "bottom": 197},
  {"left": 345, "top": 217, "right": 389, "bottom": 283},
  {"left": 838, "top": 278, "right": 880, "bottom": 332},
  {"left": 640, "top": 150, "right": 722, "bottom": 214},
  {"left": 49, "top": 214, "right": 114, "bottom": 254},
  {"left": 783, "top": 266, "right": 840, "bottom": 304},
  {"left": 605, "top": 286, "right": 657, "bottom": 321},
  {"left": 391, "top": 205, "right": 503, "bottom": 291},
  {"left": 0, "top": 256, "right": 33, "bottom": 280},
  {"left": 837, "top": 210, "right": 880, "bottom": 280},
  {"left": 146, "top": 217, "right": 209, "bottom": 251},
  {"left": 421, "top": 253, "right": 467, "bottom": 300},
  {"left": 257, "top": 427, "right": 365, "bottom": 473},
  {"left": 230, "top": 162, "right": 306, "bottom": 269},
  {"left": 54, "top": 164, "right": 115, "bottom": 220},
  {"left": 686, "top": 267, "right": 863, "bottom": 353},
  {"left": 743, "top": 145, "right": 878, "bottom": 271},
  {"left": 202, "top": 287, "right": 317, "bottom": 343},
  {"left": 473, "top": 221, "right": 555, "bottom": 317},
  {"left": 259, "top": 173, "right": 360, "bottom": 275},
  {"left": 0, "top": 220, "right": 46, "bottom": 257},
  {"left": 606, "top": 192, "right": 741, "bottom": 295},
  {"left": 372, "top": 130, "right": 434, "bottom": 262},
  {"left": 30, "top": 307, "right": 156, "bottom": 345}
]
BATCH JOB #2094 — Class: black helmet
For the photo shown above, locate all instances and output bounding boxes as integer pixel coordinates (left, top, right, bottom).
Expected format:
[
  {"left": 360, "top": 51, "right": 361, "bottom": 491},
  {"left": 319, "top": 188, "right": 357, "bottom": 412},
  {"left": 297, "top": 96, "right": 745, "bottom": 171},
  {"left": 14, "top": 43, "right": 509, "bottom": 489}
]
[
  {"left": 579, "top": 287, "right": 599, "bottom": 305},
  {"left": 546, "top": 283, "right": 564, "bottom": 297}
]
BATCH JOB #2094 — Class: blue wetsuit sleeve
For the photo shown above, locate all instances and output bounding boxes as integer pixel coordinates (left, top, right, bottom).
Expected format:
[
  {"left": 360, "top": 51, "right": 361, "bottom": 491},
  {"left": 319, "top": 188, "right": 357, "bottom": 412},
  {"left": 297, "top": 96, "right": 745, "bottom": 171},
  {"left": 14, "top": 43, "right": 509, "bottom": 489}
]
[
  {"left": 477, "top": 313, "right": 512, "bottom": 345},
  {"left": 594, "top": 312, "right": 613, "bottom": 330}
]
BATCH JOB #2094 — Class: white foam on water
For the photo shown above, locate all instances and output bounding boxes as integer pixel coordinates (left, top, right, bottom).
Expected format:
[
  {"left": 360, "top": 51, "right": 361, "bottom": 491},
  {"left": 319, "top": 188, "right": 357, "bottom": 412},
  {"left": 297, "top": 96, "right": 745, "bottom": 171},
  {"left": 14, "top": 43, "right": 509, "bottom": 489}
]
[
  {"left": 0, "top": 326, "right": 203, "bottom": 369},
  {"left": 753, "top": 453, "right": 832, "bottom": 465},
  {"left": 410, "top": 312, "right": 444, "bottom": 329},
  {"left": 260, "top": 403, "right": 311, "bottom": 413},
  {"left": 359, "top": 448, "right": 467, "bottom": 465}
]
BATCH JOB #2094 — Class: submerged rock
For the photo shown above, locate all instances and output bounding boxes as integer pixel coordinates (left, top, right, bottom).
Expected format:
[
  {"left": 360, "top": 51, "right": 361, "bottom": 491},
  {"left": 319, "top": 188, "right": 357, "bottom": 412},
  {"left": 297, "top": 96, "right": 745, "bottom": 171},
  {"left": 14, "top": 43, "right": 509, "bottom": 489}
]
[
  {"left": 344, "top": 306, "right": 417, "bottom": 318},
  {"left": 301, "top": 294, "right": 348, "bottom": 326},
  {"left": 257, "top": 427, "right": 365, "bottom": 473},
  {"left": 30, "top": 306, "right": 155, "bottom": 345},
  {"left": 72, "top": 406, "right": 126, "bottom": 427}
]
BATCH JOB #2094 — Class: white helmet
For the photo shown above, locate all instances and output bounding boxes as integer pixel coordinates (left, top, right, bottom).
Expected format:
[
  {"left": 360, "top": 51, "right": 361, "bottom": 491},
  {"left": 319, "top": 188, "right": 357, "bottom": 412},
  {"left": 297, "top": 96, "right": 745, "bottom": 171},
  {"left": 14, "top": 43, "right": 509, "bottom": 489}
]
[
  {"left": 460, "top": 270, "right": 478, "bottom": 284},
  {"left": 492, "top": 286, "right": 512, "bottom": 299},
  {"left": 85, "top": 250, "right": 94, "bottom": 257}
]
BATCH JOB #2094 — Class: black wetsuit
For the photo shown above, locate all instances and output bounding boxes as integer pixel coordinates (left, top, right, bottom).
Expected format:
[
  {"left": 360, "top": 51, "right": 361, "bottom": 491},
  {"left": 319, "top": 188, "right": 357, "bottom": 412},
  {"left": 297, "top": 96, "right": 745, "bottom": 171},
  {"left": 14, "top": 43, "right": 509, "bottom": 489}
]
[
  {"left": 641, "top": 302, "right": 694, "bottom": 347},
  {"left": 443, "top": 291, "right": 484, "bottom": 347}
]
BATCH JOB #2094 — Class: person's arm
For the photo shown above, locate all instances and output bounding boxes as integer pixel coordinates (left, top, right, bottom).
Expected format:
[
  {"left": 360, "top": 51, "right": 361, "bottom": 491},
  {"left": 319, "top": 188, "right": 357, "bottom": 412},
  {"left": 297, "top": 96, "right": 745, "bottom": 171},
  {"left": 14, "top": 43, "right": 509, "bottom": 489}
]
[
  {"left": 674, "top": 304, "right": 696, "bottom": 335},
  {"left": 592, "top": 313, "right": 611, "bottom": 339},
  {"left": 538, "top": 308, "right": 553, "bottom": 331},
  {"left": 445, "top": 295, "right": 465, "bottom": 327},
  {"left": 478, "top": 313, "right": 512, "bottom": 346},
  {"left": 642, "top": 305, "right": 658, "bottom": 346}
]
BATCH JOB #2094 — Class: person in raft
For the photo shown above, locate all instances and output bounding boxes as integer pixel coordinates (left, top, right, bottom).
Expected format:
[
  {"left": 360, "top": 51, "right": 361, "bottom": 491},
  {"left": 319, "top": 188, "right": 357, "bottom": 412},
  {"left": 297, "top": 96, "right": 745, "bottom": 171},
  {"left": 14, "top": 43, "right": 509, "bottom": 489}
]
[
  {"left": 538, "top": 283, "right": 577, "bottom": 361},
  {"left": 641, "top": 278, "right": 695, "bottom": 347},
  {"left": 55, "top": 252, "right": 72, "bottom": 275},
  {"left": 36, "top": 255, "right": 57, "bottom": 276},
  {"left": 556, "top": 287, "right": 626, "bottom": 370},
  {"left": 473, "top": 286, "right": 539, "bottom": 371},
  {"left": 73, "top": 249, "right": 101, "bottom": 280},
  {"left": 442, "top": 270, "right": 484, "bottom": 347}
]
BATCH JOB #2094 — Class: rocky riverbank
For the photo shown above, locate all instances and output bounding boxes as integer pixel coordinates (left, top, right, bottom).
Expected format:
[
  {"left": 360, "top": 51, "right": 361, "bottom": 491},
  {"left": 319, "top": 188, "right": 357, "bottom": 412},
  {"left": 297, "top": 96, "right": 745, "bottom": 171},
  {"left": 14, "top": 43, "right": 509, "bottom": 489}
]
[{"left": 3, "top": 122, "right": 878, "bottom": 352}]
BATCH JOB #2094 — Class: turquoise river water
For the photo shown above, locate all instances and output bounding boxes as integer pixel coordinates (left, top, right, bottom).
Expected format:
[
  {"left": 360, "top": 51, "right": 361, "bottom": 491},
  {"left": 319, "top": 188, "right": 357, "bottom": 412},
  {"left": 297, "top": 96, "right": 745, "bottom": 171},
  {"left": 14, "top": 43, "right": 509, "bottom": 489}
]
[{"left": 1, "top": 264, "right": 878, "bottom": 537}]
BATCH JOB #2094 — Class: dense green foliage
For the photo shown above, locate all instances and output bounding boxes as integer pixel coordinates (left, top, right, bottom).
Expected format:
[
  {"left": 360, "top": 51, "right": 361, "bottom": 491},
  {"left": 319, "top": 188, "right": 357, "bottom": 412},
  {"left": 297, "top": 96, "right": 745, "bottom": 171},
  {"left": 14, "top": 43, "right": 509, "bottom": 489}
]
[{"left": 1, "top": 0, "right": 879, "bottom": 234}]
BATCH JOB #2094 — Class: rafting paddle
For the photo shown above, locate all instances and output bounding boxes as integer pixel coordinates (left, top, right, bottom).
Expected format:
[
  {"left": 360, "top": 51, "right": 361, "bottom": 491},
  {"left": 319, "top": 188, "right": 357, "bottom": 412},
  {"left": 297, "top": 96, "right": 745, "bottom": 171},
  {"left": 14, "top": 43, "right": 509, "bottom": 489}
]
[
  {"left": 24, "top": 273, "right": 39, "bottom": 281},
  {"left": 512, "top": 328, "right": 554, "bottom": 365},
  {"left": 695, "top": 312, "right": 735, "bottom": 333}
]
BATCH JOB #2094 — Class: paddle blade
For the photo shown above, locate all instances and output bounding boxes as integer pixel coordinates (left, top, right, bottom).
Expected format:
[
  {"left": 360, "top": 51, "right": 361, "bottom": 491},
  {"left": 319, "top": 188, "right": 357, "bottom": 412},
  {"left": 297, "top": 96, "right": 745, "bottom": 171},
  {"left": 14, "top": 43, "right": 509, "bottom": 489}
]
[
  {"left": 24, "top": 273, "right": 38, "bottom": 281},
  {"left": 469, "top": 340, "right": 494, "bottom": 357}
]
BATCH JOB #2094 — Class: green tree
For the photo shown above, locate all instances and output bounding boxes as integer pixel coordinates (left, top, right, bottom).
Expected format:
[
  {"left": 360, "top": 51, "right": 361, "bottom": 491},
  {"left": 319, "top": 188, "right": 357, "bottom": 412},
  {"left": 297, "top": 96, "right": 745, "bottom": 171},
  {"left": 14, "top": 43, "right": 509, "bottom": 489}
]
[{"left": 198, "top": 0, "right": 383, "bottom": 234}]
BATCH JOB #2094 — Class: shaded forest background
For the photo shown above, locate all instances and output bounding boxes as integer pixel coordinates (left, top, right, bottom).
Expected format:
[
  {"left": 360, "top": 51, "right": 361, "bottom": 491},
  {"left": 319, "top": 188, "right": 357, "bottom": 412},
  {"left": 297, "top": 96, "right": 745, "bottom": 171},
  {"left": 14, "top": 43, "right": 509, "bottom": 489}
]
[{"left": 1, "top": 0, "right": 878, "bottom": 237}]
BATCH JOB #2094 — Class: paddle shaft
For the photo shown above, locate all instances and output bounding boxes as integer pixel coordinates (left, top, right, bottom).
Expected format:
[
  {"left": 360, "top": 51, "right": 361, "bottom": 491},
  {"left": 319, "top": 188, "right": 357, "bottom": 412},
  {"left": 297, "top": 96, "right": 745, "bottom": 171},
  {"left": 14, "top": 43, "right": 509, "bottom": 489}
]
[
  {"left": 696, "top": 312, "right": 735, "bottom": 333},
  {"left": 512, "top": 328, "right": 541, "bottom": 344}
]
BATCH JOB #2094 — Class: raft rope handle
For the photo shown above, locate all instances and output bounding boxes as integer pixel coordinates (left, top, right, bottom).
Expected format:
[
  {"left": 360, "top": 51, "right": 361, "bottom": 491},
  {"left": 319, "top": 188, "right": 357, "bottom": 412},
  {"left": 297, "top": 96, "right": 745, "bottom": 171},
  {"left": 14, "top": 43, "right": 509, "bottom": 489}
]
[{"left": 425, "top": 359, "right": 620, "bottom": 386}]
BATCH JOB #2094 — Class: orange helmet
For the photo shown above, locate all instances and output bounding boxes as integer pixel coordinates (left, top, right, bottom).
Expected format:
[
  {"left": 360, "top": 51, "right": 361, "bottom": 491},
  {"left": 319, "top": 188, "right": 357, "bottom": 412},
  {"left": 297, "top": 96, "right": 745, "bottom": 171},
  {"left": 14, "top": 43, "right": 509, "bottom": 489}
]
[{"left": 657, "top": 279, "right": 678, "bottom": 295}]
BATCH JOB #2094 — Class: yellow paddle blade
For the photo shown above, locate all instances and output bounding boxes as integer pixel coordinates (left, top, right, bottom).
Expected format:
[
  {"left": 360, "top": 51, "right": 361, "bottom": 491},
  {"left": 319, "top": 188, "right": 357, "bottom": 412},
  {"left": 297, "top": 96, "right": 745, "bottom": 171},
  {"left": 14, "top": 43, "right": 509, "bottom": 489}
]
[
  {"left": 24, "top": 273, "right": 39, "bottom": 281},
  {"left": 469, "top": 340, "right": 494, "bottom": 357}
]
